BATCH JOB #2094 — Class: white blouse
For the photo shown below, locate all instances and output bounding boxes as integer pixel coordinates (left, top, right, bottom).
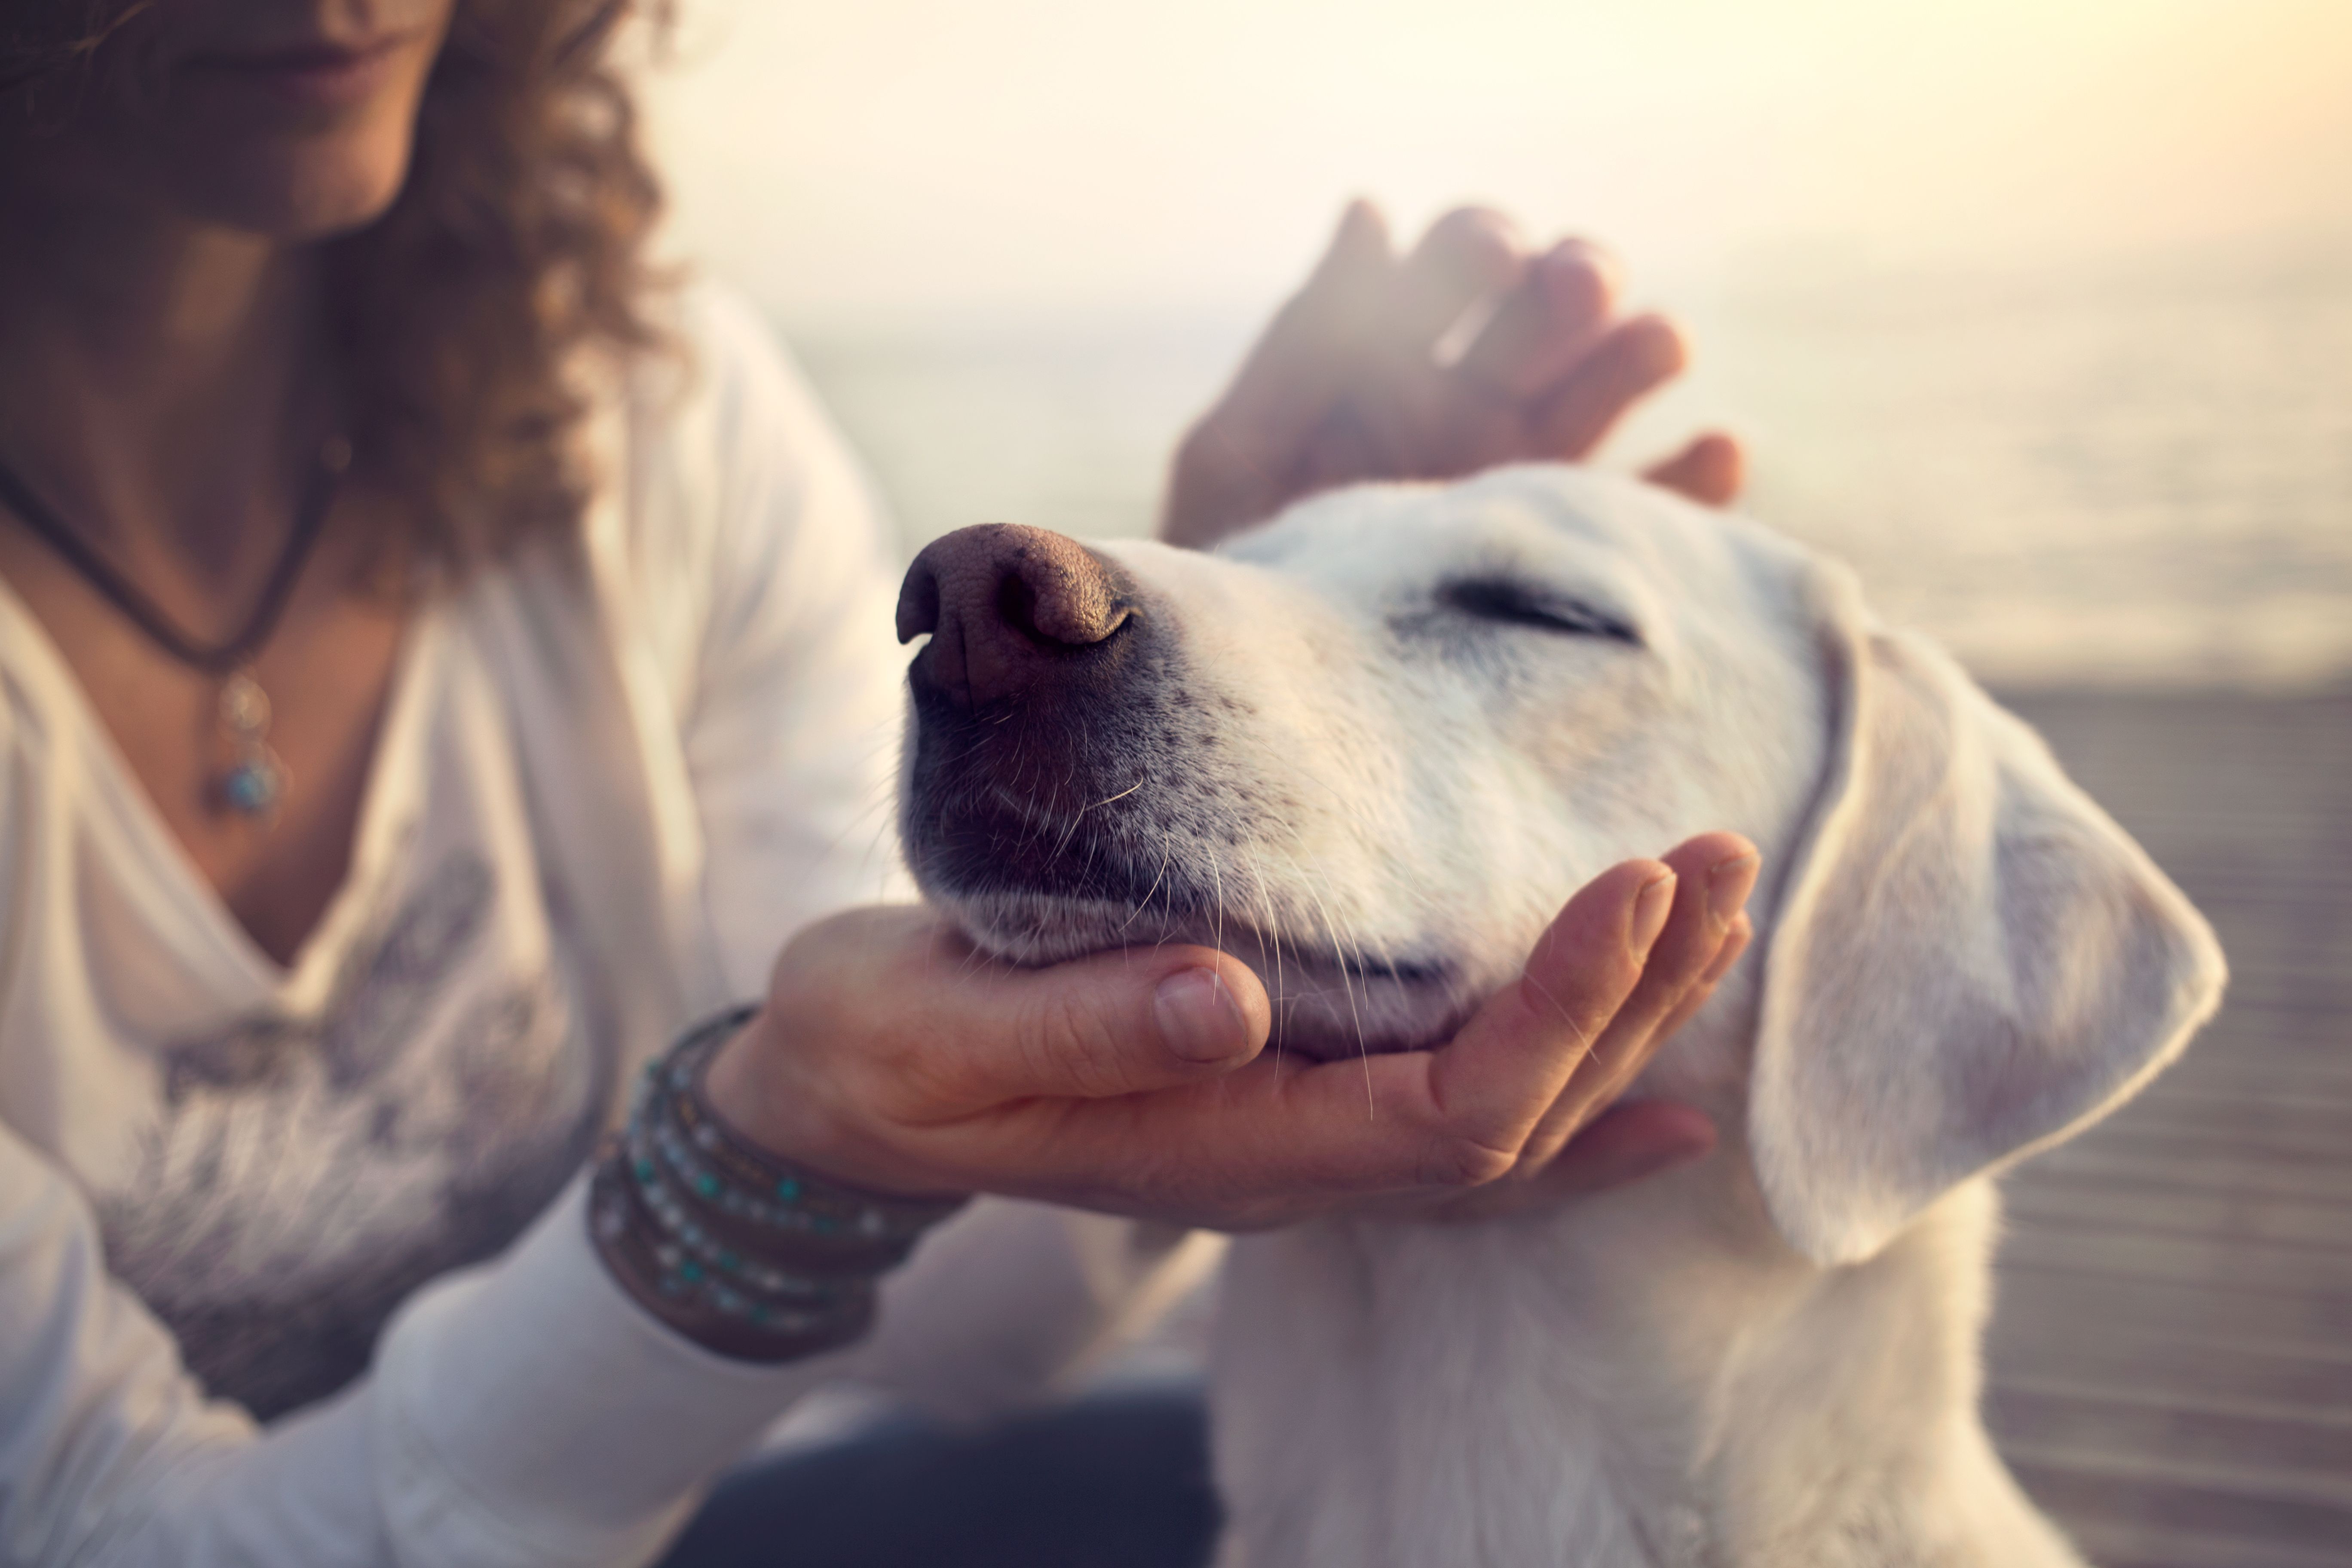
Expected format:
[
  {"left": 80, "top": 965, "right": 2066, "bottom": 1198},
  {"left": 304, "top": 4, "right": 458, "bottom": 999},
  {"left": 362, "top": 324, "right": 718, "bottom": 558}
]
[{"left": 0, "top": 285, "right": 1207, "bottom": 1568}]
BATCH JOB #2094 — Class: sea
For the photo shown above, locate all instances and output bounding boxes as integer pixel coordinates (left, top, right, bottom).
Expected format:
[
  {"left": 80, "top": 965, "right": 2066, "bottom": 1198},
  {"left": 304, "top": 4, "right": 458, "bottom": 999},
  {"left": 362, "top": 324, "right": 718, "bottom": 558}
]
[{"left": 785, "top": 250, "right": 2352, "bottom": 692}]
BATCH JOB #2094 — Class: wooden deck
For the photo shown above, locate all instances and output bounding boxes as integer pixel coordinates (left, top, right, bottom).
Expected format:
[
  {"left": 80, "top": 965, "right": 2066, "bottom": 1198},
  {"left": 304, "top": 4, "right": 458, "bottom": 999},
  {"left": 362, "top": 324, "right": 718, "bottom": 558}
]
[{"left": 1986, "top": 688, "right": 2352, "bottom": 1568}]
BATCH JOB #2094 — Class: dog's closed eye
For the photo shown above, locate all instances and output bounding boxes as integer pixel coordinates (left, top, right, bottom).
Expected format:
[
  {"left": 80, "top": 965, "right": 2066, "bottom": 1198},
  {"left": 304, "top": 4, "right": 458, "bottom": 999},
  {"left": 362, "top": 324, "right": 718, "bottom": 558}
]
[{"left": 1437, "top": 577, "right": 1641, "bottom": 645}]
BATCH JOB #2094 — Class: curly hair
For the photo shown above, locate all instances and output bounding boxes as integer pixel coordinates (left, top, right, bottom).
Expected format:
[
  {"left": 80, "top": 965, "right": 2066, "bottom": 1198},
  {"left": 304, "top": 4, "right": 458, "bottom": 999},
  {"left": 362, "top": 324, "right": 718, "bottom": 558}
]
[{"left": 3, "top": 0, "right": 672, "bottom": 576}]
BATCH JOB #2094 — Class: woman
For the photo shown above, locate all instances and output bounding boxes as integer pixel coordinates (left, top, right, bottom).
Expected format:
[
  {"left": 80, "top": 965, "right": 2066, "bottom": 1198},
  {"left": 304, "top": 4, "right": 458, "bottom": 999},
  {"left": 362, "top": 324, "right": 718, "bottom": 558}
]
[{"left": 0, "top": 1, "right": 1757, "bottom": 1563}]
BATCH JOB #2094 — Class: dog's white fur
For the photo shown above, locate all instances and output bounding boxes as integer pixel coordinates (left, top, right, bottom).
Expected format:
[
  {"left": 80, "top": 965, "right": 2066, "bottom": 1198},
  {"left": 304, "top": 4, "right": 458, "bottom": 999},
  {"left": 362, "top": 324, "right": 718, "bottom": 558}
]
[{"left": 914, "top": 466, "right": 2226, "bottom": 1567}]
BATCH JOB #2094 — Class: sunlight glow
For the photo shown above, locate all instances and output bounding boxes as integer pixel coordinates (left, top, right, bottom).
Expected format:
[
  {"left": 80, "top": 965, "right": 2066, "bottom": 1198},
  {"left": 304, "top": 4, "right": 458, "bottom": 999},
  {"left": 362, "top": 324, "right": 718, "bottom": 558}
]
[{"left": 642, "top": 0, "right": 2352, "bottom": 318}]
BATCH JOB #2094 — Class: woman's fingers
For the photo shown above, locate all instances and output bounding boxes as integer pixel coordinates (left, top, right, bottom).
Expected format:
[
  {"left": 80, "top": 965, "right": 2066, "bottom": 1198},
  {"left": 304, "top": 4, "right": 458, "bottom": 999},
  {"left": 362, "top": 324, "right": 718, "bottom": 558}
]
[
  {"left": 1221, "top": 200, "right": 1392, "bottom": 436},
  {"left": 1190, "top": 203, "right": 1541, "bottom": 524},
  {"left": 1165, "top": 201, "right": 1739, "bottom": 549},
  {"left": 1320, "top": 207, "right": 1530, "bottom": 481},
  {"left": 1512, "top": 836, "right": 1757, "bottom": 1168},
  {"left": 1530, "top": 312, "right": 1689, "bottom": 459},
  {"left": 1161, "top": 202, "right": 1392, "bottom": 546},
  {"left": 736, "top": 831, "right": 1755, "bottom": 1229},
  {"left": 1231, "top": 842, "right": 1748, "bottom": 1207},
  {"left": 1574, "top": 836, "right": 1756, "bottom": 1084},
  {"left": 1424, "top": 857, "right": 1677, "bottom": 1157},
  {"left": 766, "top": 909, "right": 1272, "bottom": 1118},
  {"left": 912, "top": 945, "right": 1273, "bottom": 1111},
  {"left": 1412, "top": 834, "right": 1754, "bottom": 1222},
  {"left": 1456, "top": 238, "right": 1621, "bottom": 396},
  {"left": 1393, "top": 206, "right": 1528, "bottom": 350},
  {"left": 980, "top": 859, "right": 1674, "bottom": 1220},
  {"left": 1648, "top": 910, "right": 1751, "bottom": 1044},
  {"left": 1435, "top": 1099, "right": 1718, "bottom": 1222},
  {"left": 1546, "top": 1100, "right": 1720, "bottom": 1199},
  {"left": 1643, "top": 431, "right": 1746, "bottom": 507}
]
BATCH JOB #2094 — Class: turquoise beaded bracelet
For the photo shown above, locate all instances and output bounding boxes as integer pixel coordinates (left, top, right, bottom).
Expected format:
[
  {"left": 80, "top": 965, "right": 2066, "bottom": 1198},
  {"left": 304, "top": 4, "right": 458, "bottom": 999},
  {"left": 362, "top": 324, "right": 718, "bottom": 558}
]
[{"left": 589, "top": 1005, "right": 967, "bottom": 1360}]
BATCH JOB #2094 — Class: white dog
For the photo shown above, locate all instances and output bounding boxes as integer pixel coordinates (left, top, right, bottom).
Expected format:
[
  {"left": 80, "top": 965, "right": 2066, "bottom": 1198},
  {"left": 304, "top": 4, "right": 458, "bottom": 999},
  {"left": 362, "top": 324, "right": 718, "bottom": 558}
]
[{"left": 894, "top": 465, "right": 2225, "bottom": 1568}]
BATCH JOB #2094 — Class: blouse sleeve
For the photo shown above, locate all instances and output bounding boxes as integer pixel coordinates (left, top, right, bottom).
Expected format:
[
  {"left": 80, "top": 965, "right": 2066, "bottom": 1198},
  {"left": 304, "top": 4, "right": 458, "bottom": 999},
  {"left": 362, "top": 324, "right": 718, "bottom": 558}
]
[
  {"left": 610, "top": 282, "right": 916, "bottom": 1003},
  {"left": 0, "top": 294, "right": 913, "bottom": 1568}
]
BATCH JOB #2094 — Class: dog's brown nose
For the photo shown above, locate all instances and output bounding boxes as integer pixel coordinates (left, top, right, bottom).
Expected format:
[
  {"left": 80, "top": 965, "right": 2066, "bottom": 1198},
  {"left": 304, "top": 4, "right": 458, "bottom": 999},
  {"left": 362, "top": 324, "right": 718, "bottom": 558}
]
[{"left": 897, "top": 523, "right": 1135, "bottom": 708}]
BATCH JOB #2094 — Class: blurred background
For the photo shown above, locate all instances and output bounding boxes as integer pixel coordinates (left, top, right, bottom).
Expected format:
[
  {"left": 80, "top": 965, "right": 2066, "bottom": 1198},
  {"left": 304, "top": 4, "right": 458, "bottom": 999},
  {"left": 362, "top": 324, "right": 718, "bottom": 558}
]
[
  {"left": 640, "top": 4, "right": 2352, "bottom": 1563},
  {"left": 640, "top": 0, "right": 2352, "bottom": 689}
]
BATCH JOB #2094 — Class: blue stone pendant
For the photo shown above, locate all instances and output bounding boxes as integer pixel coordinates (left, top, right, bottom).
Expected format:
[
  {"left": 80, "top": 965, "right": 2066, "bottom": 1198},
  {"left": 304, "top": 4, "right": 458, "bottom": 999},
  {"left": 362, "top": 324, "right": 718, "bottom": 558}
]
[
  {"left": 214, "top": 671, "right": 287, "bottom": 821},
  {"left": 220, "top": 753, "right": 285, "bottom": 816}
]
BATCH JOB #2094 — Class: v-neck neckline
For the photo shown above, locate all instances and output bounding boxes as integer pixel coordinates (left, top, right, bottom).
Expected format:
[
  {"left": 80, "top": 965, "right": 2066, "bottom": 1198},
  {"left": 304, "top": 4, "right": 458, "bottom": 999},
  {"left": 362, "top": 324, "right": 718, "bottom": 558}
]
[{"left": 0, "top": 570, "right": 444, "bottom": 1013}]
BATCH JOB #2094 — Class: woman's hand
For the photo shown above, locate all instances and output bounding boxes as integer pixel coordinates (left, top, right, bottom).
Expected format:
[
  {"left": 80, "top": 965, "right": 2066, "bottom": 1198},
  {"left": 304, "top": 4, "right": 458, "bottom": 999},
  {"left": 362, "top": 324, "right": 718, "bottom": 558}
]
[
  {"left": 1161, "top": 201, "right": 1744, "bottom": 551},
  {"left": 701, "top": 833, "right": 1756, "bottom": 1232},
  {"left": 1401, "top": 834, "right": 1755, "bottom": 1224}
]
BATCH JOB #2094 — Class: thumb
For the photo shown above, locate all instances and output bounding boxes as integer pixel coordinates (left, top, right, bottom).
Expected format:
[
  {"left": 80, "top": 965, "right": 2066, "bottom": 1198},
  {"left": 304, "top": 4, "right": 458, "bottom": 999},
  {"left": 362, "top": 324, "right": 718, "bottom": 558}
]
[{"left": 949, "top": 944, "right": 1273, "bottom": 1105}]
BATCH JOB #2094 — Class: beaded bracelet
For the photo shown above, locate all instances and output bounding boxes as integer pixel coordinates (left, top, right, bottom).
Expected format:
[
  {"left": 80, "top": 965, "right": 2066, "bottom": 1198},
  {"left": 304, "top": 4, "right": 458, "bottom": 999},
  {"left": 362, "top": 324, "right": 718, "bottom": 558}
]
[{"left": 589, "top": 1005, "right": 968, "bottom": 1362}]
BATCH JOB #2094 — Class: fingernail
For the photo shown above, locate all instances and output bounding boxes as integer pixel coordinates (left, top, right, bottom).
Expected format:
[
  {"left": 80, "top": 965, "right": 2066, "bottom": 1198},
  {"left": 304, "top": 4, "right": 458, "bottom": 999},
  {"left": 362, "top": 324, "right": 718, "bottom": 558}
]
[
  {"left": 1155, "top": 968, "right": 1250, "bottom": 1063},
  {"left": 1707, "top": 851, "right": 1760, "bottom": 929},
  {"left": 1629, "top": 872, "right": 1676, "bottom": 960}
]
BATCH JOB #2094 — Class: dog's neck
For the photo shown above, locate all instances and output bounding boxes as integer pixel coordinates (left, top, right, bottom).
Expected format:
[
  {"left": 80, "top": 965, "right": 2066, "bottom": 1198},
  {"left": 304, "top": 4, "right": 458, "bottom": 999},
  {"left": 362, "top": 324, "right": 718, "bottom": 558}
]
[{"left": 1207, "top": 1009, "right": 2083, "bottom": 1568}]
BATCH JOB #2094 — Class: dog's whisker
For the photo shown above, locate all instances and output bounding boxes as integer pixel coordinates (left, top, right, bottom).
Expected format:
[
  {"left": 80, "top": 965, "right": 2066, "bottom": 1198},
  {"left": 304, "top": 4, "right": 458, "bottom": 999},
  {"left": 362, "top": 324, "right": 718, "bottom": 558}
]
[
  {"left": 1231, "top": 851, "right": 1288, "bottom": 1086},
  {"left": 1090, "top": 777, "right": 1147, "bottom": 811},
  {"left": 1295, "top": 869, "right": 1374, "bottom": 1118},
  {"left": 818, "top": 760, "right": 904, "bottom": 861},
  {"left": 1120, "top": 831, "right": 1177, "bottom": 935},
  {"left": 1049, "top": 786, "right": 1093, "bottom": 861},
  {"left": 1208, "top": 854, "right": 1228, "bottom": 965}
]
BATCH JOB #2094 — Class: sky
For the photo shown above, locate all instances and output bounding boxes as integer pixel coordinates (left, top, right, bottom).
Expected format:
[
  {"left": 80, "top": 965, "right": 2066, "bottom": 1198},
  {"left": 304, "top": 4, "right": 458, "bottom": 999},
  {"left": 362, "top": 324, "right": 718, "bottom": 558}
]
[{"left": 637, "top": 0, "right": 2352, "bottom": 324}]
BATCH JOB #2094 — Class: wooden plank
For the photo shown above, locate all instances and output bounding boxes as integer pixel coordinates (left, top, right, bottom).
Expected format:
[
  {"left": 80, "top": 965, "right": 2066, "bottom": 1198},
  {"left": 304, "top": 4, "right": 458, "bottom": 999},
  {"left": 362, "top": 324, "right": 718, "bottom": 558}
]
[
  {"left": 2018, "top": 1145, "right": 2352, "bottom": 1206},
  {"left": 2003, "top": 1454, "right": 2352, "bottom": 1548},
  {"left": 1985, "top": 1328, "right": 2352, "bottom": 1415},
  {"left": 1998, "top": 1226, "right": 2352, "bottom": 1297},
  {"left": 2000, "top": 1180, "right": 2352, "bottom": 1251},
  {"left": 1981, "top": 687, "right": 2352, "bottom": 1567},
  {"left": 1985, "top": 1384, "right": 2352, "bottom": 1491},
  {"left": 2060, "top": 1523, "right": 2352, "bottom": 1568},
  {"left": 1990, "top": 1268, "right": 2352, "bottom": 1358},
  {"left": 2045, "top": 1102, "right": 2352, "bottom": 1159}
]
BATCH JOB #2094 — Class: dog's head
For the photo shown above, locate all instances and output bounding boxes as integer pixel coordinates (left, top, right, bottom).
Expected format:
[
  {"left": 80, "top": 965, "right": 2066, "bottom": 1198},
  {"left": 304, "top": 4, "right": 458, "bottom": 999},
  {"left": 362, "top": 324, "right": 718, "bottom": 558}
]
[{"left": 896, "top": 465, "right": 2225, "bottom": 1265}]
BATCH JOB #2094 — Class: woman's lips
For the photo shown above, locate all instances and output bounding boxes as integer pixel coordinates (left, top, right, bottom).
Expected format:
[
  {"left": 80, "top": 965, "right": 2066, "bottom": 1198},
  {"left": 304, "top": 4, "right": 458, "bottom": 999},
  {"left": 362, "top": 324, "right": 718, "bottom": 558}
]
[{"left": 181, "top": 35, "right": 419, "bottom": 112}]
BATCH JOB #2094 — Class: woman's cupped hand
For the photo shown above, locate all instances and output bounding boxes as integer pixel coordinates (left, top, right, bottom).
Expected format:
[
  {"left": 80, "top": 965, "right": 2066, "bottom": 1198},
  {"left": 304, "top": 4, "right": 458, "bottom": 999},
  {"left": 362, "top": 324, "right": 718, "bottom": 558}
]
[{"left": 701, "top": 833, "right": 1758, "bottom": 1232}]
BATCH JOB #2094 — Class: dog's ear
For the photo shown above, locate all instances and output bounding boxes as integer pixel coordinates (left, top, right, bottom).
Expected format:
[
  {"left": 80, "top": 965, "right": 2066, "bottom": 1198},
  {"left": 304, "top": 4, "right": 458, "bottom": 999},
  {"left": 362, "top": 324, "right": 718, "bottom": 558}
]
[{"left": 1747, "top": 567, "right": 2226, "bottom": 1266}]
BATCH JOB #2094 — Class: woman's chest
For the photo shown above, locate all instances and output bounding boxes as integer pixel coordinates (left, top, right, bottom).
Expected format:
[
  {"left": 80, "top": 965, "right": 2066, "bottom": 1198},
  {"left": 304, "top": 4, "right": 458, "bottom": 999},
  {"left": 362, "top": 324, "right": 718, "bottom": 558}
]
[
  {"left": 0, "top": 593, "right": 638, "bottom": 1416},
  {"left": 0, "top": 522, "right": 410, "bottom": 968}
]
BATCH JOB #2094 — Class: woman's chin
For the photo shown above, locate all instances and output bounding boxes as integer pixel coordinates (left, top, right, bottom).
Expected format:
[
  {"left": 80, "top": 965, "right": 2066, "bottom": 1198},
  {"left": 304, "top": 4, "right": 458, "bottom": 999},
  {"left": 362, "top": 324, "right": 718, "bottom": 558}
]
[{"left": 158, "top": 123, "right": 419, "bottom": 241}]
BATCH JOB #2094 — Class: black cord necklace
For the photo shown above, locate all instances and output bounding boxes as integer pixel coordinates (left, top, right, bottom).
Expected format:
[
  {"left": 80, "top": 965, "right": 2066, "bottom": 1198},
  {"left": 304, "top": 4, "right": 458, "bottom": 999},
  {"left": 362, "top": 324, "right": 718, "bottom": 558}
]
[{"left": 0, "top": 434, "right": 352, "bottom": 822}]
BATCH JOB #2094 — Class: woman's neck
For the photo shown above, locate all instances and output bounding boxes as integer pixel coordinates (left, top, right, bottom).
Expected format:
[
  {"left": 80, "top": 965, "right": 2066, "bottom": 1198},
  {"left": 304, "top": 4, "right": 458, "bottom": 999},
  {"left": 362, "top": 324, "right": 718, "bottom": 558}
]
[{"left": 0, "top": 162, "right": 331, "bottom": 593}]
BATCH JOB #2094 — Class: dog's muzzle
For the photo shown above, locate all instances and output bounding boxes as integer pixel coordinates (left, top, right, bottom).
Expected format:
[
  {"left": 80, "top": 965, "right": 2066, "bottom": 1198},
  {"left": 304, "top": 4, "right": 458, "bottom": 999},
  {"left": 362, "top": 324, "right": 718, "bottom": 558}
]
[{"left": 896, "top": 523, "right": 1177, "bottom": 913}]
